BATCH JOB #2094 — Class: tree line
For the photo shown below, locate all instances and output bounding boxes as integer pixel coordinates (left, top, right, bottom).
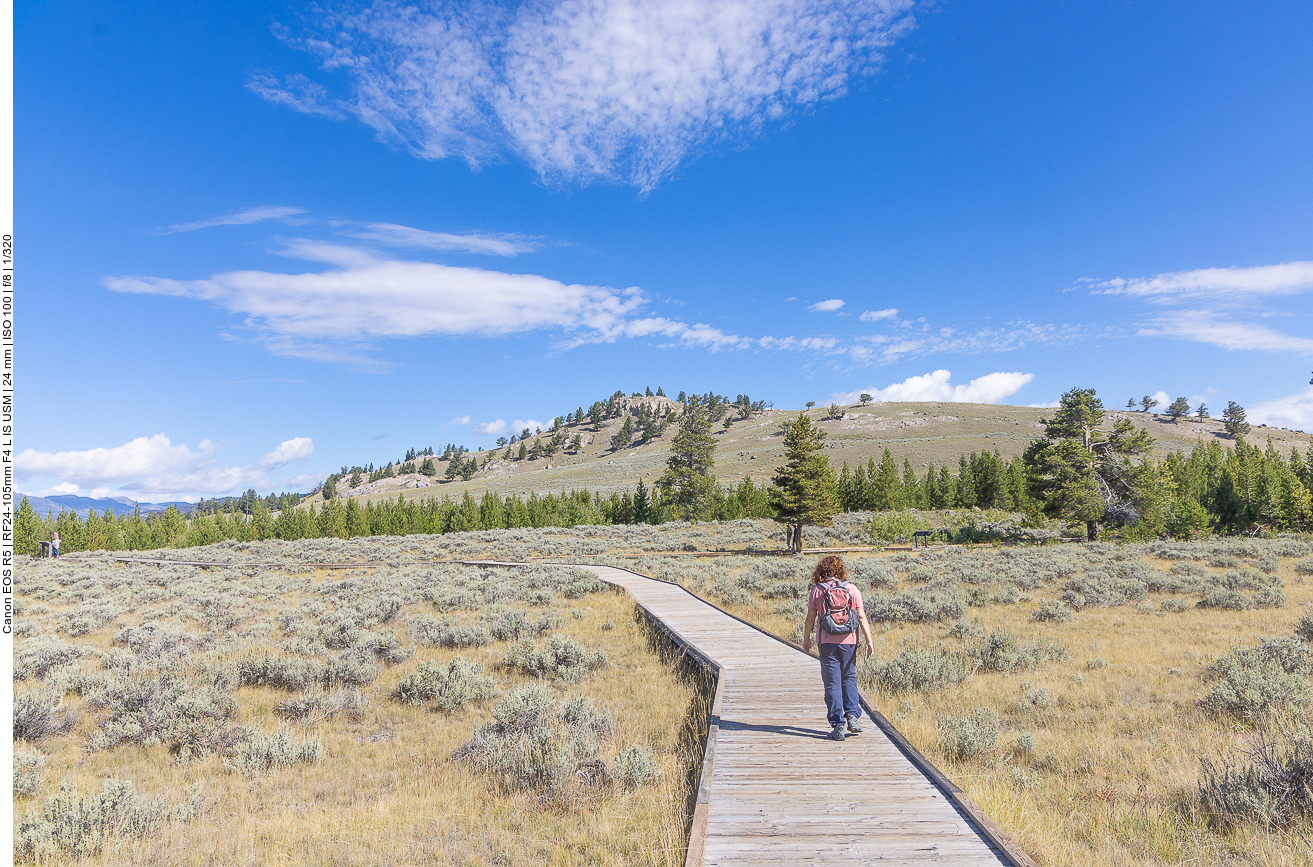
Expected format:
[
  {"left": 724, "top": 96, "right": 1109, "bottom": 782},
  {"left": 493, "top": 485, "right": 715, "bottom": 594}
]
[{"left": 18, "top": 387, "right": 1307, "bottom": 556}]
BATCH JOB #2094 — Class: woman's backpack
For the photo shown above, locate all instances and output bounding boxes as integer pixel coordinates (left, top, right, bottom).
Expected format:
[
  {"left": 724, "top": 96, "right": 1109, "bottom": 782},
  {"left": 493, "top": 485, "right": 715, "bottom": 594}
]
[{"left": 819, "top": 579, "right": 858, "bottom": 636}]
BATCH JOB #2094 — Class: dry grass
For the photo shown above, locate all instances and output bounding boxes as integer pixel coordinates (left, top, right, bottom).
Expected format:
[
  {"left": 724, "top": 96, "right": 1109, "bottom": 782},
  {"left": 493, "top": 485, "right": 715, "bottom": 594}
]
[{"left": 13, "top": 557, "right": 707, "bottom": 866}]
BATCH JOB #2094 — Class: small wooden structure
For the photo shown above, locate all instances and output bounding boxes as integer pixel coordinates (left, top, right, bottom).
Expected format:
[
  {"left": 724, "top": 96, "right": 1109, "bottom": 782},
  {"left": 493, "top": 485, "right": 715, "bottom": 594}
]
[{"left": 912, "top": 529, "right": 934, "bottom": 548}]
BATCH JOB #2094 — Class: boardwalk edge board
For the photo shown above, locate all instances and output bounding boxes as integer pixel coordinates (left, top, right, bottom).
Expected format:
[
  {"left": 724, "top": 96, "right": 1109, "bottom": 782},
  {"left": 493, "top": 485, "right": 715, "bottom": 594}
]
[{"left": 471, "top": 559, "right": 1037, "bottom": 867}]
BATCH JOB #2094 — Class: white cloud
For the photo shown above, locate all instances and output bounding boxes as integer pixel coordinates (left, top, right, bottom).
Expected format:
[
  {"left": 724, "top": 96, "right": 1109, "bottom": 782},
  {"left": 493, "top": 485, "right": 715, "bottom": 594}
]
[
  {"left": 35, "top": 482, "right": 81, "bottom": 497},
  {"left": 1250, "top": 387, "right": 1313, "bottom": 431},
  {"left": 808, "top": 299, "right": 845, "bottom": 313},
  {"left": 512, "top": 419, "right": 546, "bottom": 435},
  {"left": 164, "top": 206, "right": 306, "bottom": 234},
  {"left": 1147, "top": 390, "right": 1171, "bottom": 410},
  {"left": 17, "top": 434, "right": 316, "bottom": 500},
  {"left": 1093, "top": 261, "right": 1313, "bottom": 302},
  {"left": 107, "top": 244, "right": 649, "bottom": 344},
  {"left": 1026, "top": 401, "right": 1060, "bottom": 408},
  {"left": 352, "top": 223, "right": 540, "bottom": 256},
  {"left": 473, "top": 419, "right": 507, "bottom": 436},
  {"left": 859, "top": 308, "right": 898, "bottom": 321},
  {"left": 829, "top": 370, "right": 1035, "bottom": 406},
  {"left": 258, "top": 437, "right": 315, "bottom": 468},
  {"left": 448, "top": 416, "right": 472, "bottom": 426},
  {"left": 17, "top": 433, "right": 199, "bottom": 484},
  {"left": 253, "top": 0, "right": 916, "bottom": 190},
  {"left": 1139, "top": 312, "right": 1313, "bottom": 354}
]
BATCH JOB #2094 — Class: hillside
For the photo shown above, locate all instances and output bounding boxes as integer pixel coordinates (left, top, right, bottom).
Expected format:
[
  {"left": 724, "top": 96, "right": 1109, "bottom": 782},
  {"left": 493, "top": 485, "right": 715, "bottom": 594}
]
[{"left": 315, "top": 401, "right": 1312, "bottom": 508}]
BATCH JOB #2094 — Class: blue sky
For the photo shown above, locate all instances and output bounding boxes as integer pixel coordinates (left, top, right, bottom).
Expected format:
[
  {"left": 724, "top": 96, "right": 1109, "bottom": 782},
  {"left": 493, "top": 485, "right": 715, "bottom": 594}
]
[{"left": 17, "top": 0, "right": 1313, "bottom": 502}]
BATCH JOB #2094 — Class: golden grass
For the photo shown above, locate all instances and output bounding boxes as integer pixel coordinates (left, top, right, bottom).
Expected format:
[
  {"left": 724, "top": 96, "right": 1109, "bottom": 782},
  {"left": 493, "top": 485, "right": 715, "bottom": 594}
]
[
  {"left": 15, "top": 569, "right": 706, "bottom": 867},
  {"left": 694, "top": 549, "right": 1313, "bottom": 867}
]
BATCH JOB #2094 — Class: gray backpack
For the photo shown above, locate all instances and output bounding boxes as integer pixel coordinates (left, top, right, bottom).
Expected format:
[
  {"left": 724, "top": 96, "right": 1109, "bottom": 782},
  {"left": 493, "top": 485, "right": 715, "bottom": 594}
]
[{"left": 819, "top": 579, "right": 858, "bottom": 636}]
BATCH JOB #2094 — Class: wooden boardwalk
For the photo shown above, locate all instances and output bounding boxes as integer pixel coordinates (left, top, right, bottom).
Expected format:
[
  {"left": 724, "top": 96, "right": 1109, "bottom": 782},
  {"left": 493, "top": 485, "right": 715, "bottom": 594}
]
[{"left": 565, "top": 564, "right": 1034, "bottom": 867}]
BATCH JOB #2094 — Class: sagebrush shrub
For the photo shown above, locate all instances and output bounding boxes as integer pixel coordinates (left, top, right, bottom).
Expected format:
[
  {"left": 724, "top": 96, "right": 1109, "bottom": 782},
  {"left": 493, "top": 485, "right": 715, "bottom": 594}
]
[
  {"left": 1032, "top": 600, "right": 1073, "bottom": 623},
  {"left": 614, "top": 744, "right": 658, "bottom": 789},
  {"left": 13, "top": 689, "right": 79, "bottom": 742},
  {"left": 393, "top": 656, "right": 497, "bottom": 712},
  {"left": 1296, "top": 615, "right": 1313, "bottom": 643},
  {"left": 453, "top": 685, "right": 614, "bottom": 800},
  {"left": 865, "top": 587, "right": 967, "bottom": 624},
  {"left": 1200, "top": 638, "right": 1313, "bottom": 719},
  {"left": 87, "top": 678, "right": 236, "bottom": 758},
  {"left": 409, "top": 614, "right": 493, "bottom": 648},
  {"left": 966, "top": 629, "right": 1068, "bottom": 673},
  {"left": 1197, "top": 587, "right": 1250, "bottom": 610},
  {"left": 14, "top": 779, "right": 169, "bottom": 861},
  {"left": 502, "top": 635, "right": 608, "bottom": 683},
  {"left": 939, "top": 706, "right": 999, "bottom": 761},
  {"left": 14, "top": 639, "right": 83, "bottom": 681},
  {"left": 859, "top": 648, "right": 969, "bottom": 693},
  {"left": 13, "top": 749, "right": 46, "bottom": 798},
  {"left": 236, "top": 729, "right": 323, "bottom": 775},
  {"left": 1198, "top": 721, "right": 1313, "bottom": 829}
]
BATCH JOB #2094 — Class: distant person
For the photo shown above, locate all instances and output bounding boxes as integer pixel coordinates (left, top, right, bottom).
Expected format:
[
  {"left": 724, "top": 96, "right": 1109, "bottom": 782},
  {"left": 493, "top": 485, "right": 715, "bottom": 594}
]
[
  {"left": 802, "top": 555, "right": 874, "bottom": 741},
  {"left": 51, "top": 531, "right": 61, "bottom": 558}
]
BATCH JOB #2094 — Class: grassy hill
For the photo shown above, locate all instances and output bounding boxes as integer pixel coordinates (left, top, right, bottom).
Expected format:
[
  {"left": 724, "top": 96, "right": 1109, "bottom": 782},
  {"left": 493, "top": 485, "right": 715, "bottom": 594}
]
[{"left": 317, "top": 401, "right": 1312, "bottom": 508}]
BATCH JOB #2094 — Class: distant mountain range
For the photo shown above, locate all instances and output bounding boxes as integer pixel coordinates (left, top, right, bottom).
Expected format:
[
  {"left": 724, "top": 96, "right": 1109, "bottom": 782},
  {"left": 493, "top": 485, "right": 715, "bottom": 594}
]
[{"left": 19, "top": 494, "right": 197, "bottom": 519}]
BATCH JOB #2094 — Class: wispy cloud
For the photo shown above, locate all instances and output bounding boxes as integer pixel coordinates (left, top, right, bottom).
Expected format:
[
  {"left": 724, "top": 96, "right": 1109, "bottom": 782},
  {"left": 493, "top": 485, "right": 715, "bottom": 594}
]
[
  {"left": 1091, "top": 261, "right": 1313, "bottom": 302},
  {"left": 251, "top": 0, "right": 916, "bottom": 191},
  {"left": 163, "top": 205, "right": 306, "bottom": 234},
  {"left": 352, "top": 223, "right": 541, "bottom": 256},
  {"left": 829, "top": 370, "right": 1035, "bottom": 406},
  {"left": 844, "top": 320, "right": 1087, "bottom": 366},
  {"left": 447, "top": 416, "right": 472, "bottom": 426},
  {"left": 859, "top": 308, "right": 898, "bottom": 321},
  {"left": 16, "top": 434, "right": 315, "bottom": 500},
  {"left": 808, "top": 299, "right": 845, "bottom": 313},
  {"left": 1139, "top": 311, "right": 1313, "bottom": 355},
  {"left": 473, "top": 419, "right": 506, "bottom": 436}
]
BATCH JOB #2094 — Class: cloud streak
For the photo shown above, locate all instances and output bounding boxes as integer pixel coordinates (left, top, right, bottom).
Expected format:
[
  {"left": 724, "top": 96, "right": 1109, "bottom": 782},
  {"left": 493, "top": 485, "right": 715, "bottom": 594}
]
[
  {"left": 164, "top": 206, "right": 306, "bottom": 234},
  {"left": 1139, "top": 311, "right": 1313, "bottom": 355},
  {"left": 352, "top": 223, "right": 541, "bottom": 256},
  {"left": 252, "top": 0, "right": 916, "bottom": 191},
  {"left": 1092, "top": 261, "right": 1313, "bottom": 302}
]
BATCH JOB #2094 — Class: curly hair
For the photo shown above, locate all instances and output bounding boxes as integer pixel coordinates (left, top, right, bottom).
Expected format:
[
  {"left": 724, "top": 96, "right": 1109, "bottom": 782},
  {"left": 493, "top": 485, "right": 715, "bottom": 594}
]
[{"left": 810, "top": 555, "right": 847, "bottom": 584}]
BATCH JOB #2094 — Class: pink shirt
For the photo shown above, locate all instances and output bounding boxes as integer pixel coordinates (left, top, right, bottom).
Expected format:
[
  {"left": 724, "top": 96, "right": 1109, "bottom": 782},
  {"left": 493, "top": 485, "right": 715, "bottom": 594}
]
[{"left": 807, "top": 581, "right": 864, "bottom": 645}]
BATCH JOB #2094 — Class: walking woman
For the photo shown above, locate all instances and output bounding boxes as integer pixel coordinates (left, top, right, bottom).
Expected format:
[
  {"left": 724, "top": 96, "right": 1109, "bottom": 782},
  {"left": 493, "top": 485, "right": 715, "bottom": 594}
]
[{"left": 802, "top": 555, "right": 874, "bottom": 741}]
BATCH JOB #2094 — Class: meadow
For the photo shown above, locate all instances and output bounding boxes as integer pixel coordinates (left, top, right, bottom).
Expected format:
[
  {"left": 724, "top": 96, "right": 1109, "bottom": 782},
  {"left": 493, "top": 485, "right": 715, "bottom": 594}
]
[
  {"left": 13, "top": 517, "right": 1313, "bottom": 866},
  {"left": 11, "top": 550, "right": 709, "bottom": 866}
]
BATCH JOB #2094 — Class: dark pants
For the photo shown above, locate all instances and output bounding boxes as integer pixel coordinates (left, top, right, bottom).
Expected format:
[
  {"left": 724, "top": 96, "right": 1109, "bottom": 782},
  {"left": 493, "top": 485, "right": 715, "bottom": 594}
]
[{"left": 818, "top": 642, "right": 861, "bottom": 728}]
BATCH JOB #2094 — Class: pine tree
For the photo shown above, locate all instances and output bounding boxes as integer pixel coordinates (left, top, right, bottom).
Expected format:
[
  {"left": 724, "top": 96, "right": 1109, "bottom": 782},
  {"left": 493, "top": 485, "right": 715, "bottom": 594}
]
[
  {"left": 14, "top": 497, "right": 40, "bottom": 555},
  {"left": 1222, "top": 401, "right": 1251, "bottom": 438},
  {"left": 633, "top": 480, "right": 651, "bottom": 524},
  {"left": 1196, "top": 402, "right": 1210, "bottom": 419},
  {"left": 872, "top": 449, "right": 902, "bottom": 510},
  {"left": 658, "top": 394, "right": 718, "bottom": 520},
  {"left": 1166, "top": 397, "right": 1191, "bottom": 421},
  {"left": 517, "top": 442, "right": 529, "bottom": 461},
  {"left": 1140, "top": 395, "right": 1159, "bottom": 413},
  {"left": 1024, "top": 387, "right": 1155, "bottom": 540},
  {"left": 610, "top": 416, "right": 634, "bottom": 451},
  {"left": 768, "top": 414, "right": 840, "bottom": 552}
]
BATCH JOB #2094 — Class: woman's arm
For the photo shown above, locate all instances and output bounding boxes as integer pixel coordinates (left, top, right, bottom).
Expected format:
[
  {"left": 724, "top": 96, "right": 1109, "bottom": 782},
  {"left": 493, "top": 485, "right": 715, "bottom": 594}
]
[
  {"left": 857, "top": 609, "right": 874, "bottom": 658},
  {"left": 801, "top": 608, "right": 817, "bottom": 654}
]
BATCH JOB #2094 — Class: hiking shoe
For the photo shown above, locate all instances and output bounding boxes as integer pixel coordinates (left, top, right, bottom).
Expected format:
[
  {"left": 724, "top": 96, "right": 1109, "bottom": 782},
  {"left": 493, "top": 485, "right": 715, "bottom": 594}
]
[
  {"left": 846, "top": 715, "right": 863, "bottom": 734},
  {"left": 829, "top": 724, "right": 846, "bottom": 742}
]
